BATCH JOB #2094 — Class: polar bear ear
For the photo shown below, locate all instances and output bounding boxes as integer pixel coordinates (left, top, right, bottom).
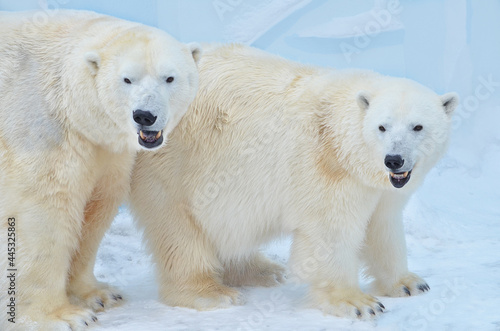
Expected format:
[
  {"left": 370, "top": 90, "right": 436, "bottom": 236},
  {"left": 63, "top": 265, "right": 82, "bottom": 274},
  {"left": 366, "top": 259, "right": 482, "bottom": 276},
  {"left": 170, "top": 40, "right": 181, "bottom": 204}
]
[
  {"left": 440, "top": 92, "right": 459, "bottom": 115},
  {"left": 356, "top": 91, "right": 370, "bottom": 111},
  {"left": 187, "top": 42, "right": 202, "bottom": 64},
  {"left": 85, "top": 51, "right": 101, "bottom": 76}
]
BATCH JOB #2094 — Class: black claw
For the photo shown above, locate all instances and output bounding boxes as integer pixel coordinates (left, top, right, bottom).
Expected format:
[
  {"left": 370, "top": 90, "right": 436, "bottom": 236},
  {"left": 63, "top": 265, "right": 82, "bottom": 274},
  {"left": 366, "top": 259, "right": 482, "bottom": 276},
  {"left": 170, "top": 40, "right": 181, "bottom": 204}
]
[
  {"left": 355, "top": 309, "right": 362, "bottom": 317},
  {"left": 369, "top": 308, "right": 375, "bottom": 316},
  {"left": 377, "top": 306, "right": 384, "bottom": 313},
  {"left": 378, "top": 302, "right": 385, "bottom": 310},
  {"left": 92, "top": 316, "right": 98, "bottom": 322},
  {"left": 112, "top": 294, "right": 123, "bottom": 301},
  {"left": 403, "top": 286, "right": 411, "bottom": 296},
  {"left": 84, "top": 321, "right": 88, "bottom": 326},
  {"left": 97, "top": 299, "right": 104, "bottom": 308},
  {"left": 418, "top": 284, "right": 429, "bottom": 292}
]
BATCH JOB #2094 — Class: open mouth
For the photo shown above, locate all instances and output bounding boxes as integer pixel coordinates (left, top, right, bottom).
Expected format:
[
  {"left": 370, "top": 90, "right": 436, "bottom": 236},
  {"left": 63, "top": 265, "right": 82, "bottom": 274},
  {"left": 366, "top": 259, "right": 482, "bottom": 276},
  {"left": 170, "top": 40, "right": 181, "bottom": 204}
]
[
  {"left": 138, "top": 130, "right": 163, "bottom": 149},
  {"left": 389, "top": 170, "right": 412, "bottom": 188}
]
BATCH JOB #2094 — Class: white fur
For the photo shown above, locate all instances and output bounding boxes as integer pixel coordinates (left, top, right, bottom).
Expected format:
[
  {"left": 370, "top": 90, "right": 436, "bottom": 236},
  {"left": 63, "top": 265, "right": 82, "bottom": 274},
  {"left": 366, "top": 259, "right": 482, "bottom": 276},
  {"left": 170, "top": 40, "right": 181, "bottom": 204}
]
[
  {"left": 0, "top": 10, "right": 199, "bottom": 330},
  {"left": 130, "top": 44, "right": 458, "bottom": 319}
]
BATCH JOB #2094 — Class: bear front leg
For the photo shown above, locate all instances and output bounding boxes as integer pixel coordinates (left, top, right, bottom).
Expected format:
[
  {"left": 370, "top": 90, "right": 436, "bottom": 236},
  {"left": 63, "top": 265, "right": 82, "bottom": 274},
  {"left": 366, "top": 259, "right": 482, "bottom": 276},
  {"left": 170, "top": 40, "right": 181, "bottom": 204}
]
[
  {"left": 1, "top": 205, "right": 97, "bottom": 330},
  {"left": 362, "top": 192, "right": 430, "bottom": 297},
  {"left": 290, "top": 222, "right": 385, "bottom": 319},
  {"left": 67, "top": 177, "right": 129, "bottom": 312}
]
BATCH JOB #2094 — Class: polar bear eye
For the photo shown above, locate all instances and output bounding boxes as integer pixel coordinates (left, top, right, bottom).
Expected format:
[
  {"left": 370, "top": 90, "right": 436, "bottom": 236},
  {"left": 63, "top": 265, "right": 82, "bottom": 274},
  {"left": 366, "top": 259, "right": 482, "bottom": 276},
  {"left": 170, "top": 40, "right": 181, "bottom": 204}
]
[
  {"left": 413, "top": 125, "right": 423, "bottom": 131},
  {"left": 378, "top": 125, "right": 386, "bottom": 132},
  {"left": 166, "top": 76, "right": 174, "bottom": 83},
  {"left": 124, "top": 78, "right": 132, "bottom": 84}
]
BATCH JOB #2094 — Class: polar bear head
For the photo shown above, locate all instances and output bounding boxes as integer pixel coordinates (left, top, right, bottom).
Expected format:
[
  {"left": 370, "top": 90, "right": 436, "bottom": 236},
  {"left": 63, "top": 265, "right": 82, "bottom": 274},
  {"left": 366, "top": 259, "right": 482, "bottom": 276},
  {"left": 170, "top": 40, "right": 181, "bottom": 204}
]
[
  {"left": 356, "top": 78, "right": 458, "bottom": 189},
  {"left": 83, "top": 28, "right": 200, "bottom": 151}
]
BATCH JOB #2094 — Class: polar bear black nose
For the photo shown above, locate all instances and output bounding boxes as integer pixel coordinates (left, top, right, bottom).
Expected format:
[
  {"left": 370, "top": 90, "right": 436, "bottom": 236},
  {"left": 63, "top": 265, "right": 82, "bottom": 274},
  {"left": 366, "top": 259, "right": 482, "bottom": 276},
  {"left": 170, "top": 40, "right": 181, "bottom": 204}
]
[
  {"left": 385, "top": 154, "right": 404, "bottom": 170},
  {"left": 133, "top": 109, "right": 157, "bottom": 126}
]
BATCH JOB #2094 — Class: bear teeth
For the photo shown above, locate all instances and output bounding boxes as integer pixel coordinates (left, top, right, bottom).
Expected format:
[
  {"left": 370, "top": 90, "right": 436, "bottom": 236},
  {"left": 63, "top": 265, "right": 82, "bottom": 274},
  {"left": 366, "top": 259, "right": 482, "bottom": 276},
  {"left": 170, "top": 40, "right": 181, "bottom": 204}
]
[
  {"left": 390, "top": 171, "right": 409, "bottom": 179},
  {"left": 139, "top": 130, "right": 146, "bottom": 140},
  {"left": 155, "top": 130, "right": 162, "bottom": 139}
]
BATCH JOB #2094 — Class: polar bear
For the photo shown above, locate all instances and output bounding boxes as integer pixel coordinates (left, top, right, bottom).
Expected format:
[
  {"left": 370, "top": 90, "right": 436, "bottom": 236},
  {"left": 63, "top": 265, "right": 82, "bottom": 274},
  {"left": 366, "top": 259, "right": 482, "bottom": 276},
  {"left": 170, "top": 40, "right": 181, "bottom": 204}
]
[
  {"left": 0, "top": 10, "right": 199, "bottom": 330},
  {"left": 130, "top": 44, "right": 458, "bottom": 319}
]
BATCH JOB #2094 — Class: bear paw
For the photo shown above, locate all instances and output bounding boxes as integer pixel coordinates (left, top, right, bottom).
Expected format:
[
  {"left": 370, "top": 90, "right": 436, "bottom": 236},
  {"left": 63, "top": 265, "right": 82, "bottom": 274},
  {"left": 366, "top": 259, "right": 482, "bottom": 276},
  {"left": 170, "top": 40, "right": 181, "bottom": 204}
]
[
  {"left": 244, "top": 262, "right": 286, "bottom": 287},
  {"left": 45, "top": 304, "right": 98, "bottom": 330},
  {"left": 193, "top": 286, "right": 246, "bottom": 310},
  {"left": 312, "top": 287, "right": 385, "bottom": 319},
  {"left": 223, "top": 255, "right": 287, "bottom": 287},
  {"left": 164, "top": 282, "right": 245, "bottom": 310},
  {"left": 71, "top": 283, "right": 124, "bottom": 312},
  {"left": 378, "top": 272, "right": 430, "bottom": 297}
]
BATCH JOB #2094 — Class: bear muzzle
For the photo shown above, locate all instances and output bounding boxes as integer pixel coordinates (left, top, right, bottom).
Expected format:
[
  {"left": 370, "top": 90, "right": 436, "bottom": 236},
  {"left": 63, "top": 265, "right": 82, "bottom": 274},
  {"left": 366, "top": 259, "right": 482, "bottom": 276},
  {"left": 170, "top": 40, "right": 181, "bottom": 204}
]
[{"left": 384, "top": 154, "right": 412, "bottom": 188}]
